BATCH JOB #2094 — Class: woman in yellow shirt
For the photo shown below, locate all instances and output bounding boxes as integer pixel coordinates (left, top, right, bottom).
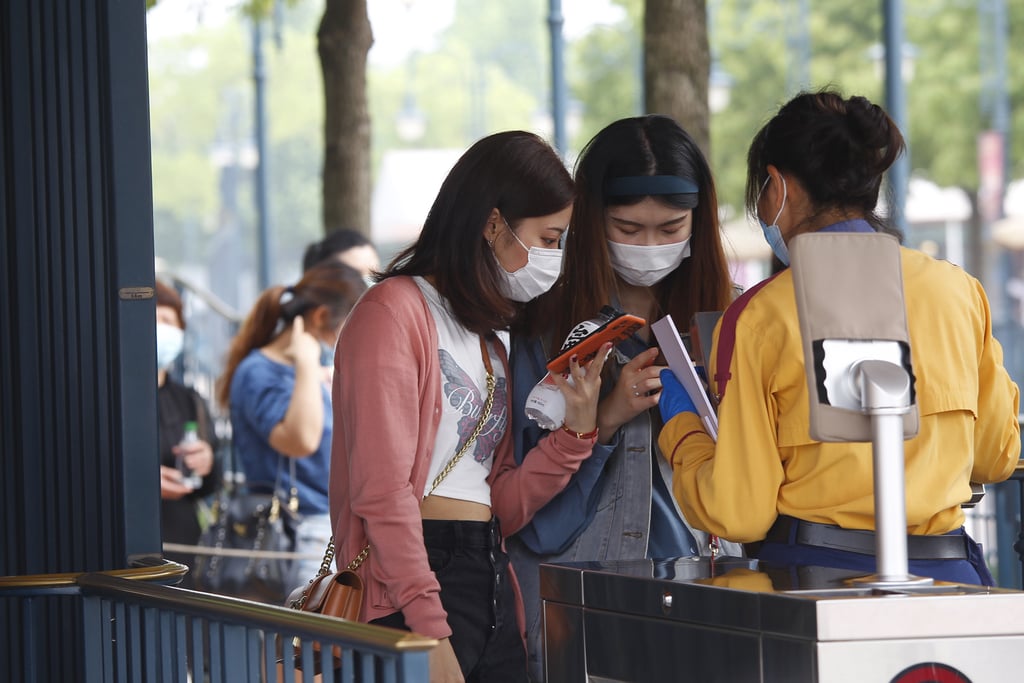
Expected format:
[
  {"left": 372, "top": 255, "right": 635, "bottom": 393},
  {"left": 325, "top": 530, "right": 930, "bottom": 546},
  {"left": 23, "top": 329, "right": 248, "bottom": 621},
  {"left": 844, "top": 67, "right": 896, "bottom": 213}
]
[{"left": 658, "top": 89, "right": 1020, "bottom": 585}]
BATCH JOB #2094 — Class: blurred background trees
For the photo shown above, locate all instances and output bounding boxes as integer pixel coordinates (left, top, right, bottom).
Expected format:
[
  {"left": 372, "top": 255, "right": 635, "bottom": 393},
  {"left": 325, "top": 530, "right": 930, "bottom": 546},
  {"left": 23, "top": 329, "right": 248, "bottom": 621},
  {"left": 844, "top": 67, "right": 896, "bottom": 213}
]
[{"left": 146, "top": 0, "right": 1024, "bottom": 296}]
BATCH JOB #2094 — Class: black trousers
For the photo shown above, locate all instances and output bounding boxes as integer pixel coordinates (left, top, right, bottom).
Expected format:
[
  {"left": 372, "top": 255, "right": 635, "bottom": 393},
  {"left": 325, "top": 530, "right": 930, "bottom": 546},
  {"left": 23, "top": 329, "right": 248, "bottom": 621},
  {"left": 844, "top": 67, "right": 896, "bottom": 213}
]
[{"left": 371, "top": 518, "right": 528, "bottom": 683}]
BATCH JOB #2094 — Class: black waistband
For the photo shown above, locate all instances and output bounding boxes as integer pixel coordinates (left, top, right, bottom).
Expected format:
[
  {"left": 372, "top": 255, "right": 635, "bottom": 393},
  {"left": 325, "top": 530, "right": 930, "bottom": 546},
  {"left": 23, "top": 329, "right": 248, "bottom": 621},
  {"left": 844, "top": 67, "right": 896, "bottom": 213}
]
[
  {"left": 422, "top": 518, "right": 502, "bottom": 550},
  {"left": 764, "top": 515, "right": 968, "bottom": 560}
]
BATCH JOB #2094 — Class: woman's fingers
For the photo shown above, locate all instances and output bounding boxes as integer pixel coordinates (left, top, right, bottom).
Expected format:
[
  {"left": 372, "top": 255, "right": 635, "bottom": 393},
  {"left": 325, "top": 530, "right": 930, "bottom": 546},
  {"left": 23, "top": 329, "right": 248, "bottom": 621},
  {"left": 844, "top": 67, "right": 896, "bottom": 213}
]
[
  {"left": 620, "top": 347, "right": 661, "bottom": 396},
  {"left": 553, "top": 342, "right": 612, "bottom": 396},
  {"left": 585, "top": 342, "right": 614, "bottom": 378}
]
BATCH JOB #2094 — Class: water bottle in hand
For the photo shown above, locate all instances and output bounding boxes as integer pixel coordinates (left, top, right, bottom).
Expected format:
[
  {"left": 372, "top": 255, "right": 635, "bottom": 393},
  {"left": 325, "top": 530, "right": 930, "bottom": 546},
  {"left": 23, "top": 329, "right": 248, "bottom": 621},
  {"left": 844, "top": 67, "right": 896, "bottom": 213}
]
[{"left": 176, "top": 421, "right": 203, "bottom": 490}]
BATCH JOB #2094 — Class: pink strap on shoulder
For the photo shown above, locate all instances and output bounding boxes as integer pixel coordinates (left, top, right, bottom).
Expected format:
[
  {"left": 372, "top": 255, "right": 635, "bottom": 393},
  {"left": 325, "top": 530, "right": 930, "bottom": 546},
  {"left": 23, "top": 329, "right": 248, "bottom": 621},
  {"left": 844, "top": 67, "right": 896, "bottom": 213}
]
[{"left": 714, "top": 273, "right": 782, "bottom": 402}]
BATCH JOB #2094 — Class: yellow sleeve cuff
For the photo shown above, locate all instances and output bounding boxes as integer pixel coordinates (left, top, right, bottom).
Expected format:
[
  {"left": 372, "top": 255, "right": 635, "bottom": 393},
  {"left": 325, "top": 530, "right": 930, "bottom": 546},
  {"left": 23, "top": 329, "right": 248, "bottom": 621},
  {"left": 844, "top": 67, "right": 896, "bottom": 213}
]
[{"left": 659, "top": 412, "right": 709, "bottom": 465}]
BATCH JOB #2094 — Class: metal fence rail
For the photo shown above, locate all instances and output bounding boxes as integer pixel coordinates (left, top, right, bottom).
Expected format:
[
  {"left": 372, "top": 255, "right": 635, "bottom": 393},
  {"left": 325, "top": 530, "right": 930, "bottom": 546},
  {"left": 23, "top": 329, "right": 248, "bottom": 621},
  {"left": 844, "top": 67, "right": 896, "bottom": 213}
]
[
  {"left": 1, "top": 563, "right": 435, "bottom": 683},
  {"left": 78, "top": 573, "right": 434, "bottom": 683}
]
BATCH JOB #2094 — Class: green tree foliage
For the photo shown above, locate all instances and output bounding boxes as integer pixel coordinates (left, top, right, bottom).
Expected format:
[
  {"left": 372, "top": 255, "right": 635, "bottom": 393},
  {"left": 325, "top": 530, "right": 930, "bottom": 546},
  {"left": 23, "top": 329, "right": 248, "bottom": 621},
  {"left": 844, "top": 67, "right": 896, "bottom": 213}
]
[
  {"left": 149, "top": 0, "right": 1024, "bottom": 287},
  {"left": 366, "top": 0, "right": 550, "bottom": 170},
  {"left": 569, "top": 5, "right": 643, "bottom": 156},
  {"left": 148, "top": 4, "right": 324, "bottom": 283},
  {"left": 709, "top": 0, "right": 1023, "bottom": 211}
]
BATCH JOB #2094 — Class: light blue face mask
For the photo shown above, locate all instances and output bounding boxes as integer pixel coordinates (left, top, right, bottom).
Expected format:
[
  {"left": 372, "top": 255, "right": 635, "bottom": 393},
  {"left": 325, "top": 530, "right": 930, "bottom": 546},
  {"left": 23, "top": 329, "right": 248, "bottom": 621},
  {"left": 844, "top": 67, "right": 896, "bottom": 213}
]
[
  {"left": 320, "top": 340, "right": 336, "bottom": 368},
  {"left": 756, "top": 175, "right": 790, "bottom": 266},
  {"left": 156, "top": 322, "right": 184, "bottom": 370}
]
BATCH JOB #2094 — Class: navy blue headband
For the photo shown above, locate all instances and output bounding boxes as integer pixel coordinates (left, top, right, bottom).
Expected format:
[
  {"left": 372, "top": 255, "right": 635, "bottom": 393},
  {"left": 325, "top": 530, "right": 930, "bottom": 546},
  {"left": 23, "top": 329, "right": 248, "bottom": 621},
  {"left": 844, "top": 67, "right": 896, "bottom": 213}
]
[{"left": 604, "top": 174, "right": 699, "bottom": 197}]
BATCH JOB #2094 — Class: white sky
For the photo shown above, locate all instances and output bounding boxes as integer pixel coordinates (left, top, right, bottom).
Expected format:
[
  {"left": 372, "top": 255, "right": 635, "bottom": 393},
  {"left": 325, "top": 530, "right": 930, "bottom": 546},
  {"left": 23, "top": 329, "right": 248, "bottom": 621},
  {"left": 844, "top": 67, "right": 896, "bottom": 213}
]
[{"left": 147, "top": 0, "right": 626, "bottom": 61}]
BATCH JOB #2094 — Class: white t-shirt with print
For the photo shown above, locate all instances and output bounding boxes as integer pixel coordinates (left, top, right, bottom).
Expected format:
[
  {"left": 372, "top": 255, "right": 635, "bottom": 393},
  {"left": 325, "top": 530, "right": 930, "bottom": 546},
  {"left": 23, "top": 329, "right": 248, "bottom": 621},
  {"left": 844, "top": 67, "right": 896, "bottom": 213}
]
[{"left": 414, "top": 277, "right": 507, "bottom": 506}]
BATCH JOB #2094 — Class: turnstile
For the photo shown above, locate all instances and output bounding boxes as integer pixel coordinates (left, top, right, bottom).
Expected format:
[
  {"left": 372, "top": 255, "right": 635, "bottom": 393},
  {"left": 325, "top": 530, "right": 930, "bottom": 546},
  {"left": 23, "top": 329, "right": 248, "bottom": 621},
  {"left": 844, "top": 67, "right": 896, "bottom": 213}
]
[{"left": 541, "top": 557, "right": 1024, "bottom": 682}]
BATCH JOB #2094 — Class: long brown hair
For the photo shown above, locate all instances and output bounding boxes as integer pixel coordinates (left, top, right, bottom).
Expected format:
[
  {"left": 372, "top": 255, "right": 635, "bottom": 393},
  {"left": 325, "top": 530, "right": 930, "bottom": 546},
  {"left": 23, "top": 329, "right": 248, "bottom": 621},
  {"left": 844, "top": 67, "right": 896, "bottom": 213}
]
[
  {"left": 383, "top": 130, "right": 575, "bottom": 336},
  {"left": 525, "top": 115, "right": 733, "bottom": 353},
  {"left": 216, "top": 261, "right": 366, "bottom": 408}
]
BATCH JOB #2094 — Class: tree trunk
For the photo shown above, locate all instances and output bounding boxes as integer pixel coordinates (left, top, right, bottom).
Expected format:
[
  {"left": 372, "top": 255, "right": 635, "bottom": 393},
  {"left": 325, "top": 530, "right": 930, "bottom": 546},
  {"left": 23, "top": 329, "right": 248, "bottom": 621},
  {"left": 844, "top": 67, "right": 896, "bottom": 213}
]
[
  {"left": 644, "top": 0, "right": 710, "bottom": 156},
  {"left": 318, "top": 0, "right": 373, "bottom": 238}
]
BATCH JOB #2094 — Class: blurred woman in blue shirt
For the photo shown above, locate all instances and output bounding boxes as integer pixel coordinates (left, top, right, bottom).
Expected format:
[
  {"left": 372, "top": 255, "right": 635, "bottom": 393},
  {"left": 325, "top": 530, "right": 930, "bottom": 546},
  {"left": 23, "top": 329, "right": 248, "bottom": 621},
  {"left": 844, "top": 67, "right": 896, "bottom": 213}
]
[{"left": 217, "top": 260, "right": 366, "bottom": 586}]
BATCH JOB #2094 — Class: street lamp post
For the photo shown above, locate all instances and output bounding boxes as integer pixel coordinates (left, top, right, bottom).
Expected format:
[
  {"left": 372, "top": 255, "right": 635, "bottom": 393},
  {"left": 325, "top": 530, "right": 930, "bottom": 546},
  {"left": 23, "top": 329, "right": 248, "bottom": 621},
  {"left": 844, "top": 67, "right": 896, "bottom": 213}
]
[
  {"left": 882, "top": 0, "right": 909, "bottom": 241},
  {"left": 252, "top": 17, "right": 272, "bottom": 291},
  {"left": 785, "top": 0, "right": 811, "bottom": 95},
  {"left": 548, "top": 0, "right": 567, "bottom": 157},
  {"left": 707, "top": 1, "right": 732, "bottom": 114},
  {"left": 396, "top": 52, "right": 427, "bottom": 143},
  {"left": 978, "top": 0, "right": 1017, "bottom": 589}
]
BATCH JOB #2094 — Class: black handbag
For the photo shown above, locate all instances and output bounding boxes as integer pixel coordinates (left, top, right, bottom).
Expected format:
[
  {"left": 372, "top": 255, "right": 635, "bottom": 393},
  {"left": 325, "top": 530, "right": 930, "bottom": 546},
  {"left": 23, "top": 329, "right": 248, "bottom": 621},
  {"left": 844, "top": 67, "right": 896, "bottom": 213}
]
[{"left": 193, "top": 456, "right": 303, "bottom": 604}]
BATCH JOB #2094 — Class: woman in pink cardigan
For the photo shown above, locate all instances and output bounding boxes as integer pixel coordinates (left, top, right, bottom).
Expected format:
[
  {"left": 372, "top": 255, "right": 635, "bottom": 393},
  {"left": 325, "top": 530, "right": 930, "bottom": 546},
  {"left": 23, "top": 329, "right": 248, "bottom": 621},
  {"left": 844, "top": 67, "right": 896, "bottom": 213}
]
[{"left": 330, "top": 131, "right": 611, "bottom": 683}]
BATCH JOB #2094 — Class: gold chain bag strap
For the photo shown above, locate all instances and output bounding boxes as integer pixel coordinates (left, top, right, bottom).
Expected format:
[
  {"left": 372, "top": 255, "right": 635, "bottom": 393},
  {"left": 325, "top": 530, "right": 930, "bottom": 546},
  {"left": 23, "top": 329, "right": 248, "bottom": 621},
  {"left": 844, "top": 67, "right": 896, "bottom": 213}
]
[{"left": 287, "top": 336, "right": 496, "bottom": 632}]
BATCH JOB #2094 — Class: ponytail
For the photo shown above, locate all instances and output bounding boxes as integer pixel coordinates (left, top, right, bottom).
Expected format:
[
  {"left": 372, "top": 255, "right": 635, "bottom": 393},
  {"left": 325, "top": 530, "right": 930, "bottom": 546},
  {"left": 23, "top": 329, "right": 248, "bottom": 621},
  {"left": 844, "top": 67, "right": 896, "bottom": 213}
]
[
  {"left": 216, "top": 260, "right": 367, "bottom": 410},
  {"left": 216, "top": 286, "right": 287, "bottom": 409}
]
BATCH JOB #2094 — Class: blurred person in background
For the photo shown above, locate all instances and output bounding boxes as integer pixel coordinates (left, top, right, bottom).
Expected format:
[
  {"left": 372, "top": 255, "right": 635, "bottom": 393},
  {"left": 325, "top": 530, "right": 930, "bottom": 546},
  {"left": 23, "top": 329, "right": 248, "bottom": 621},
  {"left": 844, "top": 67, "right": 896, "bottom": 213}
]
[
  {"left": 156, "top": 279, "right": 221, "bottom": 588},
  {"left": 302, "top": 227, "right": 381, "bottom": 284},
  {"left": 217, "top": 260, "right": 367, "bottom": 586}
]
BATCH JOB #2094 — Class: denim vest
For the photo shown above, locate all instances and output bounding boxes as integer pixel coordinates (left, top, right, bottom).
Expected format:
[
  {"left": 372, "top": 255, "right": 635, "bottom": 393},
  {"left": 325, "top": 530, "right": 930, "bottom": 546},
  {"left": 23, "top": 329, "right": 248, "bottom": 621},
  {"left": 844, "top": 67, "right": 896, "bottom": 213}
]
[{"left": 507, "top": 335, "right": 742, "bottom": 681}]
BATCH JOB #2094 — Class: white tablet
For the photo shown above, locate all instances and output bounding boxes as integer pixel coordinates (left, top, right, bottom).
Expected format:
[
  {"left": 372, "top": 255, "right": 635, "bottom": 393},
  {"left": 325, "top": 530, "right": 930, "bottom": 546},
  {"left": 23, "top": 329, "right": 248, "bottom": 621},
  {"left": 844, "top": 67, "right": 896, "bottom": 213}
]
[{"left": 651, "top": 315, "right": 719, "bottom": 441}]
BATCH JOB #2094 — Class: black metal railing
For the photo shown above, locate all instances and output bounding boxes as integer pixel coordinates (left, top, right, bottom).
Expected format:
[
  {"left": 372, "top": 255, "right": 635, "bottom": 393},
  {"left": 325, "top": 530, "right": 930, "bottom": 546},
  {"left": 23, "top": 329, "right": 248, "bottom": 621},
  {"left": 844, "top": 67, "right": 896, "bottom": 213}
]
[
  {"left": 0, "top": 561, "right": 435, "bottom": 682},
  {"left": 1006, "top": 461, "right": 1024, "bottom": 586}
]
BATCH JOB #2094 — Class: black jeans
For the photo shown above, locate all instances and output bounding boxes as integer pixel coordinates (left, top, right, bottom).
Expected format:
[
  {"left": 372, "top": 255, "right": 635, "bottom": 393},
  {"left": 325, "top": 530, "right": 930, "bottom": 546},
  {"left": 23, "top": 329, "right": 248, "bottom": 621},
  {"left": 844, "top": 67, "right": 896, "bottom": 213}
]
[{"left": 371, "top": 518, "right": 527, "bottom": 683}]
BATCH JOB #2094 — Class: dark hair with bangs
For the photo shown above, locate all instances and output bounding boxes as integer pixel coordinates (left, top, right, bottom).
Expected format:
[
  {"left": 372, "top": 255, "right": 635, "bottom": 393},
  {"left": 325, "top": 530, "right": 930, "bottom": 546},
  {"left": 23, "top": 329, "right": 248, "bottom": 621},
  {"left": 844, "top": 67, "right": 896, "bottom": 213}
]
[
  {"left": 382, "top": 130, "right": 575, "bottom": 336},
  {"left": 525, "top": 115, "right": 733, "bottom": 353}
]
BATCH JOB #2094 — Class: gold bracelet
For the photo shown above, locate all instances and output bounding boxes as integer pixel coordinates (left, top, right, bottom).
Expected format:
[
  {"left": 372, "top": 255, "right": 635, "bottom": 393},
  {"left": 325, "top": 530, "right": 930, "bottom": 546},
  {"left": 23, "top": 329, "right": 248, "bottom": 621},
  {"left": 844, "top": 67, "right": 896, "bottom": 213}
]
[{"left": 561, "top": 424, "right": 599, "bottom": 440}]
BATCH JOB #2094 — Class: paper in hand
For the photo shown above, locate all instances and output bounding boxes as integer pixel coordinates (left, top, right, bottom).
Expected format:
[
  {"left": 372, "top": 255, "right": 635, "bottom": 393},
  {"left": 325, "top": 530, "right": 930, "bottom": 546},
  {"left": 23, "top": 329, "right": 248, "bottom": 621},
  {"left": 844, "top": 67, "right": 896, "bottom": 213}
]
[{"left": 651, "top": 315, "right": 719, "bottom": 441}]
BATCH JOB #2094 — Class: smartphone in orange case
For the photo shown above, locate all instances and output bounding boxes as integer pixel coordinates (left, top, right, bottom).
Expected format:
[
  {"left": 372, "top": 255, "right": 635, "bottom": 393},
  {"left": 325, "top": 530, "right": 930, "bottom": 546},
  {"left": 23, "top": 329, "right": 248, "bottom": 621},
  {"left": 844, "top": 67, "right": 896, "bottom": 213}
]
[{"left": 545, "top": 313, "right": 646, "bottom": 375}]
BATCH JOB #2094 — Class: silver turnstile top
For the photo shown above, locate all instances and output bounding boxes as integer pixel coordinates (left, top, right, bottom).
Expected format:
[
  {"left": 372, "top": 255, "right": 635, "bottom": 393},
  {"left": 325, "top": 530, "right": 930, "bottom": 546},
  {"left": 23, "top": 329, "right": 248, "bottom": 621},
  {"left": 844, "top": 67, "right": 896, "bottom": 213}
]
[
  {"left": 540, "top": 557, "right": 1024, "bottom": 642},
  {"left": 541, "top": 558, "right": 1024, "bottom": 682}
]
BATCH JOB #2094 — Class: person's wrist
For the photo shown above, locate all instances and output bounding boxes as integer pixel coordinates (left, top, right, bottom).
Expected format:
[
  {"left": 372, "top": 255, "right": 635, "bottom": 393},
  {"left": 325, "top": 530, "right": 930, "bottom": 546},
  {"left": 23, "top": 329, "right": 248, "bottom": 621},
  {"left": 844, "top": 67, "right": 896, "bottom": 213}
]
[
  {"left": 561, "top": 424, "right": 599, "bottom": 440},
  {"left": 293, "top": 355, "right": 321, "bottom": 372},
  {"left": 597, "top": 399, "right": 625, "bottom": 436}
]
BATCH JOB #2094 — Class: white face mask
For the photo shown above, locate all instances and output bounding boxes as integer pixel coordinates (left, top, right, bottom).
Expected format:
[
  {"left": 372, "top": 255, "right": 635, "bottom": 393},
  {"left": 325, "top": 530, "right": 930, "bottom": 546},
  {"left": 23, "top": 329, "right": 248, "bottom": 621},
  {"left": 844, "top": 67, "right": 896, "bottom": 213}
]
[
  {"left": 607, "top": 239, "right": 691, "bottom": 287},
  {"left": 496, "top": 220, "right": 564, "bottom": 302},
  {"left": 156, "top": 322, "right": 184, "bottom": 370}
]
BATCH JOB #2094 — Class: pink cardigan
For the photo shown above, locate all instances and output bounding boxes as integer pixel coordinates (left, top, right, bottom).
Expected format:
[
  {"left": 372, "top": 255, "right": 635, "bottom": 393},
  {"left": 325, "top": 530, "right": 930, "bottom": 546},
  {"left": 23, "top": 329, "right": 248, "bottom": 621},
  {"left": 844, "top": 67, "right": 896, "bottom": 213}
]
[{"left": 330, "top": 276, "right": 596, "bottom": 639}]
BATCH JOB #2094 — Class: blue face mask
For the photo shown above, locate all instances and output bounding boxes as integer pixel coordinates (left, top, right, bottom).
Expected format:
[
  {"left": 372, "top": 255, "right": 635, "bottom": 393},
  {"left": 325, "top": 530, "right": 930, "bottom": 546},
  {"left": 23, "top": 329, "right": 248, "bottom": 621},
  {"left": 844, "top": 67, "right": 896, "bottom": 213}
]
[
  {"left": 156, "top": 322, "right": 184, "bottom": 370},
  {"left": 756, "top": 175, "right": 790, "bottom": 266},
  {"left": 320, "top": 340, "right": 336, "bottom": 368}
]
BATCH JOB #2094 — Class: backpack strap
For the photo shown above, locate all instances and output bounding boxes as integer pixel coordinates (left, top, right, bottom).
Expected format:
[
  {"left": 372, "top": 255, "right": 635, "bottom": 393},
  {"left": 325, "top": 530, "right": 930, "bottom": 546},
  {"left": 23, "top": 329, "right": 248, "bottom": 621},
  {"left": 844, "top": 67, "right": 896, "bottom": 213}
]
[{"left": 713, "top": 272, "right": 783, "bottom": 402}]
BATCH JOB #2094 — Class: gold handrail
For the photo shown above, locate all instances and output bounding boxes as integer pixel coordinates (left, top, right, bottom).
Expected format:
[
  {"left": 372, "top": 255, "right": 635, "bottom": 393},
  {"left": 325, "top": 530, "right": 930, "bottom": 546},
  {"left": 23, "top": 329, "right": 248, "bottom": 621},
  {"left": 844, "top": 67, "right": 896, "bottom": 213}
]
[
  {"left": 0, "top": 558, "right": 188, "bottom": 589},
  {"left": 78, "top": 573, "right": 440, "bottom": 652}
]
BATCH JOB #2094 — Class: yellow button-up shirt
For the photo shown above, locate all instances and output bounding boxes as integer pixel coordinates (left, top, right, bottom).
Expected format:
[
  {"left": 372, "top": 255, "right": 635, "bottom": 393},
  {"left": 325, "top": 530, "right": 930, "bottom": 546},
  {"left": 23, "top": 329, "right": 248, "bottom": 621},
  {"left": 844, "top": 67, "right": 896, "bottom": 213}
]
[{"left": 660, "top": 246, "right": 1020, "bottom": 543}]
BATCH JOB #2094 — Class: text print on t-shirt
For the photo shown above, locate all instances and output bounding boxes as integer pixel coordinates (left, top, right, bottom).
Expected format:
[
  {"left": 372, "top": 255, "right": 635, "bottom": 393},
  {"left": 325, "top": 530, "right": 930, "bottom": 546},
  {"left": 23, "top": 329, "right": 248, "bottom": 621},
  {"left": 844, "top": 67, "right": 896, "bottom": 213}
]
[{"left": 439, "top": 349, "right": 508, "bottom": 463}]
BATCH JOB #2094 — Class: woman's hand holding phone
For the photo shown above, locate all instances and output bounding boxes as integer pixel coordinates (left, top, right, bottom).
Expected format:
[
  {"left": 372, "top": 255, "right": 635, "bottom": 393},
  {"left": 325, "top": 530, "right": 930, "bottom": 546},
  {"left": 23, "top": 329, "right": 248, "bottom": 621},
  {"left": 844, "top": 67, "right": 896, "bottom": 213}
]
[{"left": 549, "top": 342, "right": 614, "bottom": 438}]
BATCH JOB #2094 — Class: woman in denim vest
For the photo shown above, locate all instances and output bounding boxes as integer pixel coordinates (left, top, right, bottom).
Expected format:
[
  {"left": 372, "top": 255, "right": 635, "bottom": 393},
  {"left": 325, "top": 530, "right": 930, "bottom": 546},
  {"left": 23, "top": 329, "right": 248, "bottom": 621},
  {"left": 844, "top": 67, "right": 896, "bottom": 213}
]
[{"left": 507, "top": 115, "right": 743, "bottom": 681}]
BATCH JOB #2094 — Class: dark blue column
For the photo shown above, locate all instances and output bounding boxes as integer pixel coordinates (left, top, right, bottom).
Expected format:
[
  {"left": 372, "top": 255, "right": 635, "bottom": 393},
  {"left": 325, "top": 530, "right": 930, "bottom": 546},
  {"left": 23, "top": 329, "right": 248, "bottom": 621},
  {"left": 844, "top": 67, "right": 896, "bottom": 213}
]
[{"left": 1, "top": 0, "right": 159, "bottom": 679}]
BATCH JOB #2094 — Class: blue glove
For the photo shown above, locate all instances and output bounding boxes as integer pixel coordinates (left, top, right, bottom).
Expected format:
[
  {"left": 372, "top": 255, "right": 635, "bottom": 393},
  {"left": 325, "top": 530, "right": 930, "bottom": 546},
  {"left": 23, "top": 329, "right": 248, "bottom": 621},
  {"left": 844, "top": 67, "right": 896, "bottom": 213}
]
[{"left": 658, "top": 369, "right": 697, "bottom": 423}]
